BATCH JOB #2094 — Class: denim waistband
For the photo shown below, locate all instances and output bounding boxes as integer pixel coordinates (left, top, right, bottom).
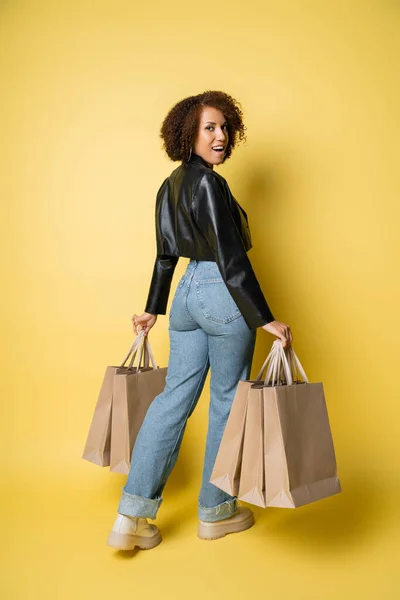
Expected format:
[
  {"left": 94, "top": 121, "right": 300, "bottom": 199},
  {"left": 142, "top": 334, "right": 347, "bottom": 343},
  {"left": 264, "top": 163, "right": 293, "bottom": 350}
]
[
  {"left": 186, "top": 258, "right": 221, "bottom": 278},
  {"left": 188, "top": 259, "right": 216, "bottom": 264},
  {"left": 186, "top": 258, "right": 219, "bottom": 273}
]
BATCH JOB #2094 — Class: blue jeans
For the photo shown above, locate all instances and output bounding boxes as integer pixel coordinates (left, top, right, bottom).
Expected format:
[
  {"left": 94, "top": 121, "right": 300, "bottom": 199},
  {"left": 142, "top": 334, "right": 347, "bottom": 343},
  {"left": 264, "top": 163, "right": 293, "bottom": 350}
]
[{"left": 118, "top": 259, "right": 257, "bottom": 522}]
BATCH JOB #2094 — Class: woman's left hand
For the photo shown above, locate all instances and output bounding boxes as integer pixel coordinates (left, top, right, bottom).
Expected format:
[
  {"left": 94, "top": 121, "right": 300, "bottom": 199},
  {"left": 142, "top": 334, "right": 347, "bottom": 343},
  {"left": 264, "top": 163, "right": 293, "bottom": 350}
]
[{"left": 131, "top": 312, "right": 158, "bottom": 335}]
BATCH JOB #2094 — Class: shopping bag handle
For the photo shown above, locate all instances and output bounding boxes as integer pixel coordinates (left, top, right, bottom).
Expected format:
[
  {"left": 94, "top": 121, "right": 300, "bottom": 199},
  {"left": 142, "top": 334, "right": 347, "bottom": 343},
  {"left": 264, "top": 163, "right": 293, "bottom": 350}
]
[
  {"left": 141, "top": 336, "right": 158, "bottom": 370},
  {"left": 119, "top": 331, "right": 146, "bottom": 368},
  {"left": 131, "top": 334, "right": 159, "bottom": 371},
  {"left": 286, "top": 345, "right": 308, "bottom": 383},
  {"left": 118, "top": 331, "right": 160, "bottom": 372},
  {"left": 265, "top": 341, "right": 293, "bottom": 386},
  {"left": 254, "top": 343, "right": 277, "bottom": 381},
  {"left": 128, "top": 334, "right": 150, "bottom": 370},
  {"left": 255, "top": 339, "right": 286, "bottom": 382},
  {"left": 254, "top": 340, "right": 309, "bottom": 386},
  {"left": 271, "top": 342, "right": 309, "bottom": 385}
]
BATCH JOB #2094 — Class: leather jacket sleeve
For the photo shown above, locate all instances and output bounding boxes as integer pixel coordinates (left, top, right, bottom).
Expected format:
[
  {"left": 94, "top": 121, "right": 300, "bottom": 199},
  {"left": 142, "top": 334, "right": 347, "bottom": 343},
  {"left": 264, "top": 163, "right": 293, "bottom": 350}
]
[
  {"left": 191, "top": 171, "right": 275, "bottom": 330},
  {"left": 144, "top": 253, "right": 179, "bottom": 315},
  {"left": 144, "top": 177, "right": 179, "bottom": 315}
]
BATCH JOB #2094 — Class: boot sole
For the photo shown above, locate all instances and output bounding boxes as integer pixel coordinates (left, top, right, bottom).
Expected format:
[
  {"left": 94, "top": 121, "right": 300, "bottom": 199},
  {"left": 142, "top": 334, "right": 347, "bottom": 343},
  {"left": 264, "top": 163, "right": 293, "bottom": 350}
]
[
  {"left": 197, "top": 511, "right": 255, "bottom": 540},
  {"left": 107, "top": 529, "right": 162, "bottom": 551}
]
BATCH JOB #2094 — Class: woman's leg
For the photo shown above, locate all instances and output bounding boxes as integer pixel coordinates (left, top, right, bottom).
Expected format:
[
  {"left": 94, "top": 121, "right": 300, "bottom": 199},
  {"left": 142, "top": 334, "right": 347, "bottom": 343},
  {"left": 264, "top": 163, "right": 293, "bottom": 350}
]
[
  {"left": 183, "top": 260, "right": 258, "bottom": 522},
  {"left": 197, "top": 325, "right": 256, "bottom": 521},
  {"left": 118, "top": 265, "right": 209, "bottom": 519}
]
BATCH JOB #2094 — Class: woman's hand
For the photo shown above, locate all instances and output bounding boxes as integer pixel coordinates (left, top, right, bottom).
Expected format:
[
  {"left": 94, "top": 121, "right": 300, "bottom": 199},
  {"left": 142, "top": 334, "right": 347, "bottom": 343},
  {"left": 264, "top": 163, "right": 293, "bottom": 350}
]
[
  {"left": 261, "top": 320, "right": 293, "bottom": 349},
  {"left": 131, "top": 312, "right": 158, "bottom": 336}
]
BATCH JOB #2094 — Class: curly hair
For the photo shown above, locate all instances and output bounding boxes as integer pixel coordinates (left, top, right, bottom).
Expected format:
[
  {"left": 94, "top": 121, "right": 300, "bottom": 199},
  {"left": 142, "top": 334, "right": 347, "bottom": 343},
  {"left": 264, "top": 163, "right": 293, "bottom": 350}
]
[{"left": 159, "top": 90, "right": 247, "bottom": 164}]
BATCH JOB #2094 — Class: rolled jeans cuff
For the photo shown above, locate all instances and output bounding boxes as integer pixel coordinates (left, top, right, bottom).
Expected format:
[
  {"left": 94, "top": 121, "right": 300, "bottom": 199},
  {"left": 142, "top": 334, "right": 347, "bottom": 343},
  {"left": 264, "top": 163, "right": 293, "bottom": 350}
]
[
  {"left": 198, "top": 497, "right": 238, "bottom": 522},
  {"left": 118, "top": 488, "right": 163, "bottom": 519}
]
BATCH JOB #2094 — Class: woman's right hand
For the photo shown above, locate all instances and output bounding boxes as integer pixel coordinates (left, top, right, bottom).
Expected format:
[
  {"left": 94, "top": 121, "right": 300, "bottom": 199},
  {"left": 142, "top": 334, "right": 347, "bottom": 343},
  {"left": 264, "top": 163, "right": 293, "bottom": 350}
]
[
  {"left": 261, "top": 320, "right": 293, "bottom": 349},
  {"left": 131, "top": 312, "right": 158, "bottom": 336}
]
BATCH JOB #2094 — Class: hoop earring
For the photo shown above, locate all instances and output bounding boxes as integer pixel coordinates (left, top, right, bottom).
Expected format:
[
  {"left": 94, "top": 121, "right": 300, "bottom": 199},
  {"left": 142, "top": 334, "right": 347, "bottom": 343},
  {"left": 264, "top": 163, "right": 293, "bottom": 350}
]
[{"left": 187, "top": 146, "right": 192, "bottom": 161}]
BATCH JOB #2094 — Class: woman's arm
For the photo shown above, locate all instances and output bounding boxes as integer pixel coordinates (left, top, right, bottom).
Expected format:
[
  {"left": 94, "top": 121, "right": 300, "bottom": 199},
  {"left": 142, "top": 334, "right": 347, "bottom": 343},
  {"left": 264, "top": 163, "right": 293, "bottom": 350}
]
[
  {"left": 191, "top": 171, "right": 275, "bottom": 330},
  {"left": 144, "top": 253, "right": 179, "bottom": 315}
]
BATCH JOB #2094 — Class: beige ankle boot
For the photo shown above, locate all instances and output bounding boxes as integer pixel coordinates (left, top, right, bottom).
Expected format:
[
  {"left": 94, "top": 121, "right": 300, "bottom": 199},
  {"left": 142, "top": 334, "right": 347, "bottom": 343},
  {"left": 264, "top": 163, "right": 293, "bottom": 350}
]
[
  {"left": 197, "top": 506, "right": 255, "bottom": 540},
  {"left": 107, "top": 513, "right": 162, "bottom": 551}
]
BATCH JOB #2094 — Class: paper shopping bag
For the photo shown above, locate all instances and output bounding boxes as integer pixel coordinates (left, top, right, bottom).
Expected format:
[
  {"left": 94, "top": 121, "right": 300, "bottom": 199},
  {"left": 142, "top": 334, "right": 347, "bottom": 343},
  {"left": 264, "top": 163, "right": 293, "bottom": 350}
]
[
  {"left": 81, "top": 365, "right": 116, "bottom": 466},
  {"left": 238, "top": 385, "right": 266, "bottom": 507},
  {"left": 210, "top": 338, "right": 288, "bottom": 496},
  {"left": 110, "top": 333, "right": 167, "bottom": 474},
  {"left": 82, "top": 333, "right": 146, "bottom": 466},
  {"left": 210, "top": 341, "right": 283, "bottom": 496},
  {"left": 209, "top": 380, "right": 252, "bottom": 496},
  {"left": 262, "top": 342, "right": 342, "bottom": 508}
]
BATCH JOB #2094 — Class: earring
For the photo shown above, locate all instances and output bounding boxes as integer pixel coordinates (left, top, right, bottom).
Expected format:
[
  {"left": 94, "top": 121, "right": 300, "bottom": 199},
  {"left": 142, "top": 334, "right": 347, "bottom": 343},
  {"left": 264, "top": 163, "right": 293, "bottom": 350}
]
[{"left": 188, "top": 146, "right": 192, "bottom": 161}]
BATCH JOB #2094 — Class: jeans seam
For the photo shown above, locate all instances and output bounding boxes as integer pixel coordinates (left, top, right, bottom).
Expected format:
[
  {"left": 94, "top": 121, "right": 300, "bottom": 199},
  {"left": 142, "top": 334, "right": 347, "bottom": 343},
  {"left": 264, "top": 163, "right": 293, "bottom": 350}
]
[{"left": 179, "top": 271, "right": 198, "bottom": 324}]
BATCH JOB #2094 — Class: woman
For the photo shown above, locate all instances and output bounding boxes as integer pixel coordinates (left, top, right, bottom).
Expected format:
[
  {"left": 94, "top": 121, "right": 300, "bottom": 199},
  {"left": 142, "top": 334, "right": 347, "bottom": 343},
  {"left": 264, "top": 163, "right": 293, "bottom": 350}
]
[{"left": 107, "top": 90, "right": 293, "bottom": 551}]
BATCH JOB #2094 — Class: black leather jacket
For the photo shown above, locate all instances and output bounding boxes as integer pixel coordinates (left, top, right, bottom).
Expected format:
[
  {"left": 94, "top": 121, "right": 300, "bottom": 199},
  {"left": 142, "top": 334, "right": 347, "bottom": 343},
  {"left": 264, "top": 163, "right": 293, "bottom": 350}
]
[{"left": 144, "top": 152, "right": 275, "bottom": 330}]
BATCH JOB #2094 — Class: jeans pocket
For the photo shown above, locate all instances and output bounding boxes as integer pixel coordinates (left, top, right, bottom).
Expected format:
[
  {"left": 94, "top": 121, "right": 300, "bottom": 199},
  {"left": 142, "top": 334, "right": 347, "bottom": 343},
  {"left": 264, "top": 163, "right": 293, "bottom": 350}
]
[{"left": 196, "top": 279, "right": 242, "bottom": 323}]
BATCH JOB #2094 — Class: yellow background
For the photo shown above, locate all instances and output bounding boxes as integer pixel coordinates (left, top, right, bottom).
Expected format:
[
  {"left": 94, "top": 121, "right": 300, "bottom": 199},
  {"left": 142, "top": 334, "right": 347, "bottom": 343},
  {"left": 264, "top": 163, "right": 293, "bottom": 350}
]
[{"left": 1, "top": 0, "right": 399, "bottom": 598}]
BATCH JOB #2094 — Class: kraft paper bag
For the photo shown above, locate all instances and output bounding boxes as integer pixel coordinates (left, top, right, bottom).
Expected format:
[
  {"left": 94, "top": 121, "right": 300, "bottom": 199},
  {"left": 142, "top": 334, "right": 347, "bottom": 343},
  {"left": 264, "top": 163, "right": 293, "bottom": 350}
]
[
  {"left": 209, "top": 380, "right": 252, "bottom": 496},
  {"left": 109, "top": 333, "right": 167, "bottom": 474},
  {"left": 81, "top": 365, "right": 116, "bottom": 467},
  {"left": 238, "top": 385, "right": 266, "bottom": 507},
  {"left": 82, "top": 333, "right": 145, "bottom": 467},
  {"left": 261, "top": 341, "right": 342, "bottom": 508},
  {"left": 210, "top": 341, "right": 284, "bottom": 496}
]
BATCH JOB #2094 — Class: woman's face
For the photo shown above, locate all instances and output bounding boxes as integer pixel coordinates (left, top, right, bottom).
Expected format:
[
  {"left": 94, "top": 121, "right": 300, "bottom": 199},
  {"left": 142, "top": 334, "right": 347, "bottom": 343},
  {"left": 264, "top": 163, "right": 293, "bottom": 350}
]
[{"left": 192, "top": 106, "right": 229, "bottom": 169}]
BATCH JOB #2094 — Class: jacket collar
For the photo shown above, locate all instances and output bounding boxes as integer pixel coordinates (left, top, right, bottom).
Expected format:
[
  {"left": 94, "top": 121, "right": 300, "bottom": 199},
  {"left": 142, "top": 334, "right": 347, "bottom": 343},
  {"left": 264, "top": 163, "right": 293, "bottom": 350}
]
[{"left": 188, "top": 153, "right": 213, "bottom": 169}]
